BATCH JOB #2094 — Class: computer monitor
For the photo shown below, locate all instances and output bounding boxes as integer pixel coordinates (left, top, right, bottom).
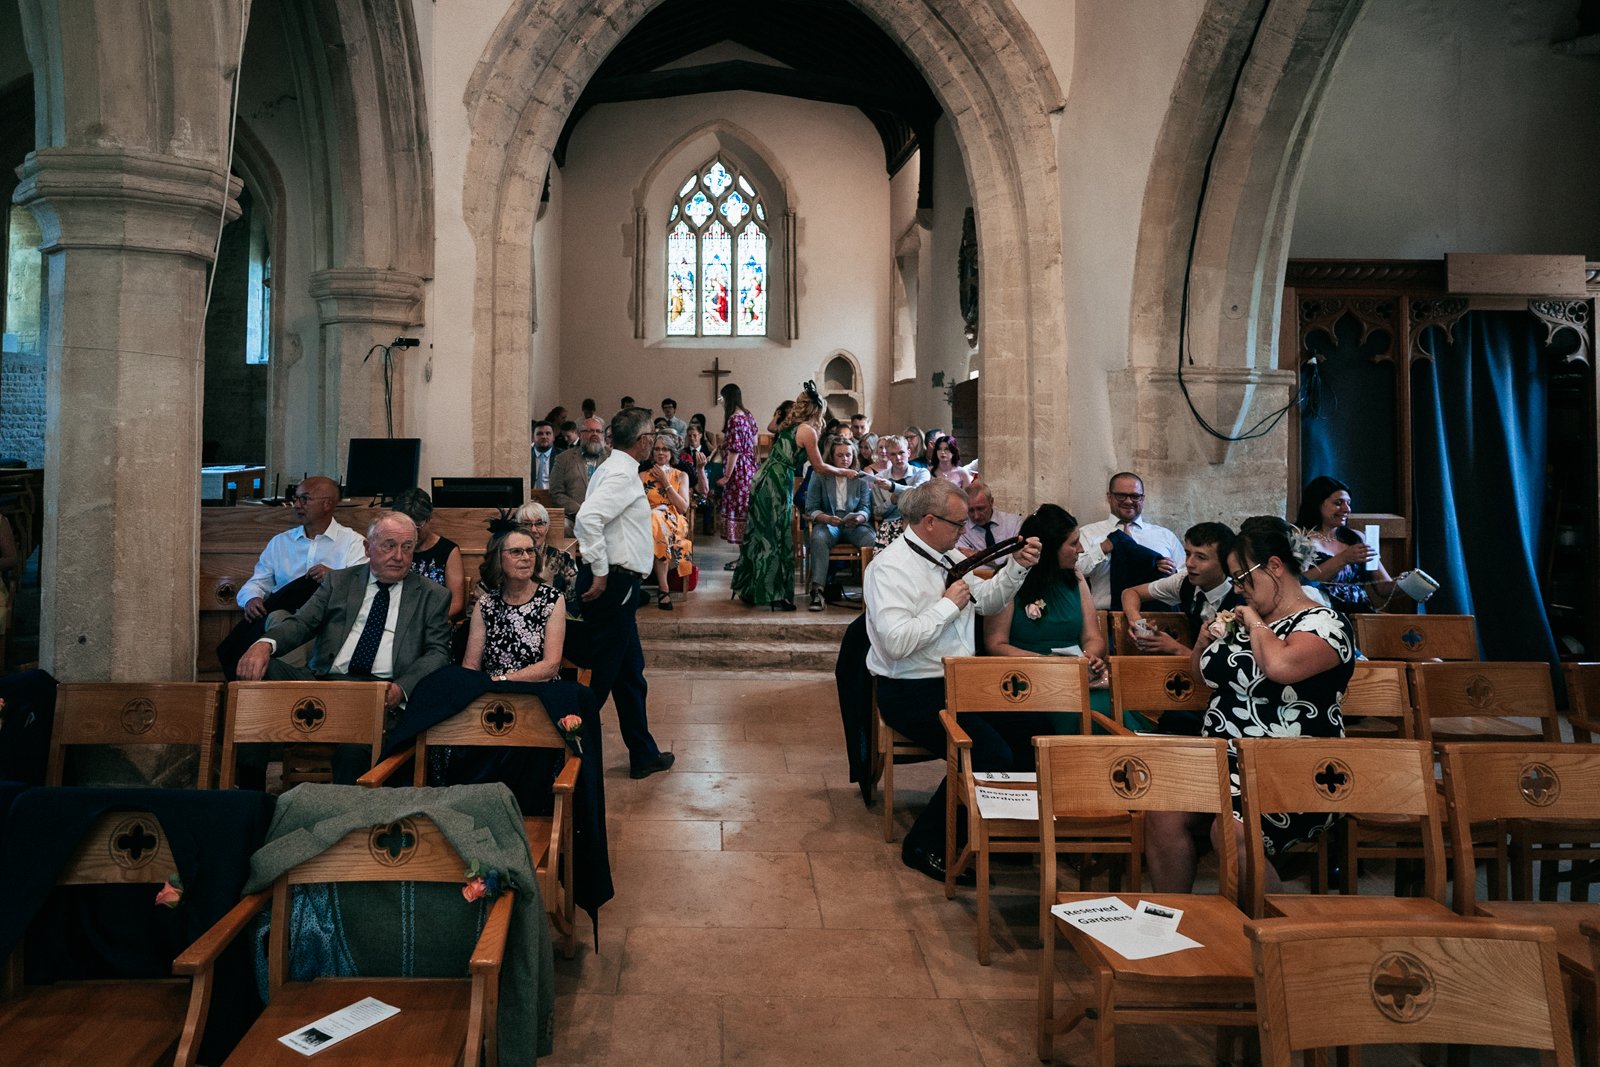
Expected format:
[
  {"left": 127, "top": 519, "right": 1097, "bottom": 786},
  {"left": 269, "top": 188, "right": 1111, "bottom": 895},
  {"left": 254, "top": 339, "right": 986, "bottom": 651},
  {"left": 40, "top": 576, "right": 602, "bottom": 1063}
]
[
  {"left": 429, "top": 476, "right": 524, "bottom": 509},
  {"left": 344, "top": 438, "right": 421, "bottom": 500}
]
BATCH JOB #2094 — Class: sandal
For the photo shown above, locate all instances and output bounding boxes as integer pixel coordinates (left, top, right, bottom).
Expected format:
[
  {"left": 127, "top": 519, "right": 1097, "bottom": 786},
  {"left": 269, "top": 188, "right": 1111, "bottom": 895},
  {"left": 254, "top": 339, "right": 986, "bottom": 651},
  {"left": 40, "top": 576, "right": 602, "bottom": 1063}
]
[{"left": 657, "top": 591, "right": 674, "bottom": 610}]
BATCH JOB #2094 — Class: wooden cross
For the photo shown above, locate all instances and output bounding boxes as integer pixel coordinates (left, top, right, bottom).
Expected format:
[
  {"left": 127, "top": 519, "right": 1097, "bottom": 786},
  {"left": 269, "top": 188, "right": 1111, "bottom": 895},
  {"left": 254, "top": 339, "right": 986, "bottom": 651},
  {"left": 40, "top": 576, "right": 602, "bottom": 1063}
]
[{"left": 700, "top": 356, "right": 732, "bottom": 404}]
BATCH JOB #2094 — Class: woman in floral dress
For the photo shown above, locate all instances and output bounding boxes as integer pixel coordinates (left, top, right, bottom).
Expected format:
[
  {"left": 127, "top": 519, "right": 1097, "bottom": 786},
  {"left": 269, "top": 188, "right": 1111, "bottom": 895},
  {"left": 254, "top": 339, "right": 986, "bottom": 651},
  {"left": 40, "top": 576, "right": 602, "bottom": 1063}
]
[
  {"left": 716, "top": 383, "right": 758, "bottom": 549},
  {"left": 1145, "top": 515, "right": 1354, "bottom": 896},
  {"left": 642, "top": 434, "right": 694, "bottom": 610},
  {"left": 463, "top": 523, "right": 565, "bottom": 684}
]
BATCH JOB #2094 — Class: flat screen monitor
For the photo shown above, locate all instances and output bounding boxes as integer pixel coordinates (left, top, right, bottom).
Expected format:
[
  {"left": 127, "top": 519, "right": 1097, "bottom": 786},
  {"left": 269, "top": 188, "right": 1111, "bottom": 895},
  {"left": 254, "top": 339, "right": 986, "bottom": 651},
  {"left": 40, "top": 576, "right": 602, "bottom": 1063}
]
[
  {"left": 430, "top": 476, "right": 524, "bottom": 509},
  {"left": 344, "top": 438, "right": 421, "bottom": 499}
]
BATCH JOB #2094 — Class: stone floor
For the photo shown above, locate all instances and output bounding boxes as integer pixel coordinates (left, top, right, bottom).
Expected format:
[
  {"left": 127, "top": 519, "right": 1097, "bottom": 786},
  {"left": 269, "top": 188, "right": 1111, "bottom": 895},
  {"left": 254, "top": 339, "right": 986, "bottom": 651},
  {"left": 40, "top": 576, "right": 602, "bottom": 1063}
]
[{"left": 550, "top": 538, "right": 1543, "bottom": 1066}]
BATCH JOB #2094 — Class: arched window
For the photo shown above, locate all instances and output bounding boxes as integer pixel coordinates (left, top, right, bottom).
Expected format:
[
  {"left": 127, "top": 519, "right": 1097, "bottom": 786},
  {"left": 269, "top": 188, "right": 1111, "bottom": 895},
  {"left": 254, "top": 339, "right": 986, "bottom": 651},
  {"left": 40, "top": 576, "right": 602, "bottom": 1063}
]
[{"left": 666, "top": 157, "right": 768, "bottom": 337}]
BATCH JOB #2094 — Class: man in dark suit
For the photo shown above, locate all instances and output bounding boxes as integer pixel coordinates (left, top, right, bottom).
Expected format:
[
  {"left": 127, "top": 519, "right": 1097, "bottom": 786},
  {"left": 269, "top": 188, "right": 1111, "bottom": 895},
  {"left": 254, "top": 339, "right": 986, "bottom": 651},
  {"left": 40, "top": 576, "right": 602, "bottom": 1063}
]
[{"left": 236, "top": 511, "right": 452, "bottom": 711}]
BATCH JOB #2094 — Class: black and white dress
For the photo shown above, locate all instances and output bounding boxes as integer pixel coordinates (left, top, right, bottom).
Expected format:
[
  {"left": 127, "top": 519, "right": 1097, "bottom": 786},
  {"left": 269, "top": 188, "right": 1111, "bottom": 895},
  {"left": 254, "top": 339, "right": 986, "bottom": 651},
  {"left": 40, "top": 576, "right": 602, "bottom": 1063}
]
[
  {"left": 477, "top": 584, "right": 561, "bottom": 677},
  {"left": 1199, "top": 605, "right": 1355, "bottom": 855}
]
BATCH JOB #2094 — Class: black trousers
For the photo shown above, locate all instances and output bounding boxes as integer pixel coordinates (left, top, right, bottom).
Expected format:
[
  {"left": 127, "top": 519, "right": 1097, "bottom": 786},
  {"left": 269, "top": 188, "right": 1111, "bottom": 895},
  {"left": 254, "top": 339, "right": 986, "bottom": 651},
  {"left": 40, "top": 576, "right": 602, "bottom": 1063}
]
[{"left": 570, "top": 565, "right": 662, "bottom": 771}]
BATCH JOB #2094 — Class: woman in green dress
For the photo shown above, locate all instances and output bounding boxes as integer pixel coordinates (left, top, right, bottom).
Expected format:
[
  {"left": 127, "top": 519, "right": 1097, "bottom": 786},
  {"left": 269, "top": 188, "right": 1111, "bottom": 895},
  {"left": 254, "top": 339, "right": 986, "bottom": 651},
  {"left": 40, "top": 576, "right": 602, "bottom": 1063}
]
[
  {"left": 982, "top": 503, "right": 1120, "bottom": 730},
  {"left": 732, "top": 382, "right": 862, "bottom": 610}
]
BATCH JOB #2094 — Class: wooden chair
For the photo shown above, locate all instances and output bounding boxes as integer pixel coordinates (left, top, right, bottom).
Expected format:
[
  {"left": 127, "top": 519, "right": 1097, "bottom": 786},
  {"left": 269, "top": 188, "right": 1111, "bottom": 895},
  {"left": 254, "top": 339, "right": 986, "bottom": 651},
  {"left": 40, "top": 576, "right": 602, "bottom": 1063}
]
[
  {"left": 1352, "top": 613, "right": 1478, "bottom": 662},
  {"left": 175, "top": 815, "right": 512, "bottom": 1066},
  {"left": 218, "top": 681, "right": 387, "bottom": 790},
  {"left": 1411, "top": 660, "right": 1561, "bottom": 745},
  {"left": 1036, "top": 734, "right": 1254, "bottom": 1064},
  {"left": 1247, "top": 918, "right": 1574, "bottom": 1066},
  {"left": 1520, "top": 664, "right": 1600, "bottom": 899},
  {"left": 1107, "top": 654, "right": 1209, "bottom": 733},
  {"left": 1441, "top": 741, "right": 1600, "bottom": 1064},
  {"left": 875, "top": 683, "right": 938, "bottom": 843},
  {"left": 48, "top": 682, "right": 224, "bottom": 788},
  {"left": 1107, "top": 611, "right": 1194, "bottom": 657},
  {"left": 798, "top": 513, "right": 873, "bottom": 599},
  {"left": 1239, "top": 737, "right": 1449, "bottom": 921},
  {"left": 360, "top": 693, "right": 580, "bottom": 957},
  {"left": 1, "top": 810, "right": 208, "bottom": 1066},
  {"left": 940, "top": 656, "right": 1136, "bottom": 966},
  {"left": 1340, "top": 659, "right": 1414, "bottom": 738}
]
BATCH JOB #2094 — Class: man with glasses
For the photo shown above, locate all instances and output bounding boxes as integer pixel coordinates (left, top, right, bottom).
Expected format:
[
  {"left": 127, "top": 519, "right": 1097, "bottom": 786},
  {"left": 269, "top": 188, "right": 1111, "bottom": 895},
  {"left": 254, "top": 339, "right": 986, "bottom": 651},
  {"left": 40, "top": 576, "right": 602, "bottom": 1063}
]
[
  {"left": 217, "top": 475, "right": 368, "bottom": 679},
  {"left": 551, "top": 416, "right": 610, "bottom": 535},
  {"left": 1077, "top": 471, "right": 1185, "bottom": 611},
  {"left": 865, "top": 479, "right": 1041, "bottom": 882}
]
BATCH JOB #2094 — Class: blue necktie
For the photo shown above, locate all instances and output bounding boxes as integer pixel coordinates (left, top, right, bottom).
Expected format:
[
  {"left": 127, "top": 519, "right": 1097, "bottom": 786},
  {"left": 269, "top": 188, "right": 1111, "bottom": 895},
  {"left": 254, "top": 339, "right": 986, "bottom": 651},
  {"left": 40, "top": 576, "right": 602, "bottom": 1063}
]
[{"left": 349, "top": 582, "right": 393, "bottom": 676}]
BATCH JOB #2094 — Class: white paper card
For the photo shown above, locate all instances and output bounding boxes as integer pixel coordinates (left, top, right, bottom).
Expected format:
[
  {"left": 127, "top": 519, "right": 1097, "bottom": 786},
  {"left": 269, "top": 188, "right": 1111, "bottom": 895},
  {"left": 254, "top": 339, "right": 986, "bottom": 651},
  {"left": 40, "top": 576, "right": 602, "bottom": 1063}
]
[
  {"left": 974, "top": 785, "right": 1039, "bottom": 821},
  {"left": 1051, "top": 896, "right": 1203, "bottom": 960},
  {"left": 1363, "top": 524, "right": 1382, "bottom": 571},
  {"left": 973, "top": 771, "right": 1037, "bottom": 783},
  {"left": 279, "top": 996, "right": 400, "bottom": 1056},
  {"left": 1050, "top": 645, "right": 1084, "bottom": 657},
  {"left": 1132, "top": 899, "right": 1183, "bottom": 938}
]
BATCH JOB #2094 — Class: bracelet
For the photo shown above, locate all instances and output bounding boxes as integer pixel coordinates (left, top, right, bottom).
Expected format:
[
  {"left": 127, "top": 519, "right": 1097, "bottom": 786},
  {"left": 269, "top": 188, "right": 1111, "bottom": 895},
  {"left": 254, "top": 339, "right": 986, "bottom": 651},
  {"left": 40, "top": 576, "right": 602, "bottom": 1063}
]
[{"left": 1249, "top": 621, "right": 1270, "bottom": 632}]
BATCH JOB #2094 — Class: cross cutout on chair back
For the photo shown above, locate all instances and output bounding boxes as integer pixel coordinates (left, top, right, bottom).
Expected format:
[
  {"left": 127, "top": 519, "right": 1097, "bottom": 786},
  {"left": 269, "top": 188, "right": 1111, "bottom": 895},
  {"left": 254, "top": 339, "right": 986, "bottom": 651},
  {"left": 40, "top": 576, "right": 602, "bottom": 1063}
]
[
  {"left": 1519, "top": 762, "right": 1560, "bottom": 806},
  {"left": 1162, "top": 671, "right": 1193, "bottom": 702},
  {"left": 369, "top": 819, "right": 419, "bottom": 866},
  {"left": 1370, "top": 952, "right": 1436, "bottom": 1023},
  {"left": 111, "top": 818, "right": 159, "bottom": 869},
  {"left": 1313, "top": 759, "right": 1354, "bottom": 800},
  {"left": 1401, "top": 627, "right": 1425, "bottom": 651},
  {"left": 1110, "top": 756, "right": 1151, "bottom": 800},
  {"left": 999, "top": 671, "right": 1031, "bottom": 703},
  {"left": 120, "top": 698, "right": 156, "bottom": 734},
  {"left": 481, "top": 701, "right": 516, "bottom": 735},
  {"left": 291, "top": 697, "right": 327, "bottom": 733},
  {"left": 1465, "top": 675, "right": 1495, "bottom": 709}
]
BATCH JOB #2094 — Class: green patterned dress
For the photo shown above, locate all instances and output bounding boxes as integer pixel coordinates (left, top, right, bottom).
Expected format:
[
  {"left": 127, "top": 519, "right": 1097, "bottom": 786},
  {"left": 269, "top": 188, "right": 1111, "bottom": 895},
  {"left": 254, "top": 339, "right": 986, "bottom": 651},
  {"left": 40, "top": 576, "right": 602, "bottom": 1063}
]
[{"left": 731, "top": 424, "right": 805, "bottom": 605}]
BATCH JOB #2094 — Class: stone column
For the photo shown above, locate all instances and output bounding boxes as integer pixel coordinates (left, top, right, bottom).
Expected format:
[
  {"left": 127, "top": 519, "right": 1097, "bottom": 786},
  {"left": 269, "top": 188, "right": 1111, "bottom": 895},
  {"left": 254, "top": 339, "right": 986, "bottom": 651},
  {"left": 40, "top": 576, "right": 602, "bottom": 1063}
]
[
  {"left": 14, "top": 149, "right": 240, "bottom": 681},
  {"left": 308, "top": 268, "right": 425, "bottom": 466}
]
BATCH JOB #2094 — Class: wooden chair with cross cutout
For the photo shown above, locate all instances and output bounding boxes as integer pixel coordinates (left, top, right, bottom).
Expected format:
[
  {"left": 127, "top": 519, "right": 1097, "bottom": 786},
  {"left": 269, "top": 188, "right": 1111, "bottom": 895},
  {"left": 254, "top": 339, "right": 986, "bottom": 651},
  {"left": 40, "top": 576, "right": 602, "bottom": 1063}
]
[
  {"left": 1247, "top": 917, "right": 1574, "bottom": 1066},
  {"left": 1522, "top": 663, "right": 1600, "bottom": 900},
  {"left": 48, "top": 682, "right": 224, "bottom": 788},
  {"left": 219, "top": 681, "right": 387, "bottom": 790},
  {"left": 874, "top": 678, "right": 940, "bottom": 843},
  {"left": 1107, "top": 654, "right": 1209, "bottom": 736},
  {"left": 1036, "top": 734, "right": 1254, "bottom": 1064},
  {"left": 1352, "top": 612, "right": 1478, "bottom": 663},
  {"left": 359, "top": 693, "right": 580, "bottom": 957},
  {"left": 174, "top": 814, "right": 514, "bottom": 1065},
  {"left": 1442, "top": 741, "right": 1600, "bottom": 1066},
  {"left": 940, "top": 656, "right": 1130, "bottom": 966}
]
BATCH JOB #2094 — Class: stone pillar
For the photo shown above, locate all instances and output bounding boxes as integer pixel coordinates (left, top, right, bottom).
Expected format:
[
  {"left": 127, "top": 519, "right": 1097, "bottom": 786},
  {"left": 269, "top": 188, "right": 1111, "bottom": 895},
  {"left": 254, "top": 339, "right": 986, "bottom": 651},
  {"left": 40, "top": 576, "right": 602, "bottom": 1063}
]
[
  {"left": 14, "top": 149, "right": 240, "bottom": 680},
  {"left": 308, "top": 268, "right": 425, "bottom": 465}
]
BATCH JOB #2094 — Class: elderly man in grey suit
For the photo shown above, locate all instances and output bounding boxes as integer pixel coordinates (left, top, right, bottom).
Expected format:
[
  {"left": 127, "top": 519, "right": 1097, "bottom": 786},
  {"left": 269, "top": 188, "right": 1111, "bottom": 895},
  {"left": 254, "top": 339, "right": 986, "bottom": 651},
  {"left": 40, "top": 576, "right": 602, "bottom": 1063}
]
[{"left": 550, "top": 416, "right": 609, "bottom": 534}]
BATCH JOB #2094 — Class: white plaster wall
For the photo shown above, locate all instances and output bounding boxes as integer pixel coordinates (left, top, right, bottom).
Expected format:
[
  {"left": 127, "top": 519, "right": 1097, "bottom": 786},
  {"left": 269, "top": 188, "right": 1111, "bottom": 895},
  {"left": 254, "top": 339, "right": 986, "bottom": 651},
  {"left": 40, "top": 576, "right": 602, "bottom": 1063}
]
[
  {"left": 1057, "top": 0, "right": 1206, "bottom": 520},
  {"left": 1292, "top": 0, "right": 1600, "bottom": 258},
  {"left": 557, "top": 90, "right": 890, "bottom": 426}
]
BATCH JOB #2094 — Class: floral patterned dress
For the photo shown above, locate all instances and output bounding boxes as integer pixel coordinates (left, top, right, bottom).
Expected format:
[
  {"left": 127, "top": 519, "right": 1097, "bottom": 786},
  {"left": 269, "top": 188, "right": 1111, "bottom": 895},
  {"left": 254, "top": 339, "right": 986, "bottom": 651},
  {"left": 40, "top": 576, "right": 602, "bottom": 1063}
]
[
  {"left": 642, "top": 467, "right": 694, "bottom": 578},
  {"left": 717, "top": 408, "right": 758, "bottom": 543},
  {"left": 540, "top": 544, "right": 582, "bottom": 623},
  {"left": 731, "top": 423, "right": 805, "bottom": 605},
  {"left": 477, "top": 583, "right": 561, "bottom": 677},
  {"left": 1199, "top": 605, "right": 1355, "bottom": 855}
]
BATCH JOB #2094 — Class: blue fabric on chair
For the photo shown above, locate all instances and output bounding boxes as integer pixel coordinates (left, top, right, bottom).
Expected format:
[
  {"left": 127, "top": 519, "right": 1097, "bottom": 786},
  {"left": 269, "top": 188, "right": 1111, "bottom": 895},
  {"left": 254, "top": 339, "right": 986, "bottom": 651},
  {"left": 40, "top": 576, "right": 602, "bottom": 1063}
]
[{"left": 1107, "top": 529, "right": 1166, "bottom": 607}]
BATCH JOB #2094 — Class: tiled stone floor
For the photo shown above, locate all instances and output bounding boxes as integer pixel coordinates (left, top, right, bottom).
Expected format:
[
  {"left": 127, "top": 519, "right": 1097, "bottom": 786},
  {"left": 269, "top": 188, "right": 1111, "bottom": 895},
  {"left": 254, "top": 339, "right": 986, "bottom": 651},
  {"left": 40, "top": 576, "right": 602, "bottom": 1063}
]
[{"left": 546, "top": 541, "right": 1545, "bottom": 1065}]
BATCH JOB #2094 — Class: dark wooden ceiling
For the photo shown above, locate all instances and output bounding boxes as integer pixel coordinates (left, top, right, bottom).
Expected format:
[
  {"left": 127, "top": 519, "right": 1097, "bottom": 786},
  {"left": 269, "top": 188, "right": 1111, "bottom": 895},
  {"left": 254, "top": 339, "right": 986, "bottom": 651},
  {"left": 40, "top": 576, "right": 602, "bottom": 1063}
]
[{"left": 554, "top": 0, "right": 942, "bottom": 175}]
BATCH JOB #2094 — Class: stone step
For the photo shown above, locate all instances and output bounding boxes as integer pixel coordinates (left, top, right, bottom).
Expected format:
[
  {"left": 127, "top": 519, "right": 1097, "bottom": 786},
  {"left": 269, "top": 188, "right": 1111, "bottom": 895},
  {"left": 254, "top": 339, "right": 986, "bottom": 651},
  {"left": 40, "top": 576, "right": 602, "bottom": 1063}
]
[
  {"left": 637, "top": 614, "right": 854, "bottom": 642},
  {"left": 641, "top": 638, "right": 840, "bottom": 672}
]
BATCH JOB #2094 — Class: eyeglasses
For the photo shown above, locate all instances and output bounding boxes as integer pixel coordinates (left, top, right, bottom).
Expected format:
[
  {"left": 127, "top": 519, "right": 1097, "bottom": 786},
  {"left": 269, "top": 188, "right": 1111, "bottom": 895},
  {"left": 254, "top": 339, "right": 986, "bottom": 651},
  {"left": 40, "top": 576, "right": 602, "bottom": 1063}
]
[
  {"left": 528, "top": 519, "right": 549, "bottom": 528},
  {"left": 1227, "top": 561, "right": 1265, "bottom": 590},
  {"left": 291, "top": 493, "right": 327, "bottom": 505},
  {"left": 928, "top": 513, "right": 966, "bottom": 530},
  {"left": 502, "top": 547, "right": 537, "bottom": 558},
  {"left": 1110, "top": 492, "right": 1145, "bottom": 502}
]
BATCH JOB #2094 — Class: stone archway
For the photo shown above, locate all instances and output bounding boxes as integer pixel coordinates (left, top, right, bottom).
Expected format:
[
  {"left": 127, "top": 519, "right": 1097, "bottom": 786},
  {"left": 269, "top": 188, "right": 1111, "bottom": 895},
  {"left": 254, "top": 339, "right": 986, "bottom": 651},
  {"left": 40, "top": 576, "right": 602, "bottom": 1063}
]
[
  {"left": 1125, "top": 0, "right": 1368, "bottom": 519},
  {"left": 461, "top": 0, "right": 1067, "bottom": 510}
]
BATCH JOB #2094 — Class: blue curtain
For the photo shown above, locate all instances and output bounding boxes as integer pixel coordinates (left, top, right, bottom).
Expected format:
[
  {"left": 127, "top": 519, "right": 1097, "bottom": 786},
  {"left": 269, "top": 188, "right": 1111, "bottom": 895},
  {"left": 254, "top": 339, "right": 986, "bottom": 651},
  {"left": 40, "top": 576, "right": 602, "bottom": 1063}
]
[{"left": 1413, "top": 311, "right": 1556, "bottom": 666}]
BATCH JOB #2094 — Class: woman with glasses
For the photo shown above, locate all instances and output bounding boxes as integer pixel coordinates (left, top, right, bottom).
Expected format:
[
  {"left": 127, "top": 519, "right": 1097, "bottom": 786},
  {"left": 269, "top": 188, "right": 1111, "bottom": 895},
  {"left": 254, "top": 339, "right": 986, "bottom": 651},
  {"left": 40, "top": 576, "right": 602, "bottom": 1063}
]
[
  {"left": 643, "top": 433, "right": 694, "bottom": 610},
  {"left": 393, "top": 487, "right": 466, "bottom": 622},
  {"left": 1145, "top": 515, "right": 1354, "bottom": 895},
  {"left": 513, "top": 500, "right": 580, "bottom": 623},
  {"left": 463, "top": 519, "right": 566, "bottom": 684}
]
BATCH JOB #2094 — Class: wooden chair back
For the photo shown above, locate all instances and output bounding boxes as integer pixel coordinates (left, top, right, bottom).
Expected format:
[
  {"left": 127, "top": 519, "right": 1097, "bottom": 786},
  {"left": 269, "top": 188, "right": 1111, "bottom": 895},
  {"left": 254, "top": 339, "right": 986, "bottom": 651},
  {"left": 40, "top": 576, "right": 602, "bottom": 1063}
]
[
  {"left": 1108, "top": 611, "right": 1194, "bottom": 656},
  {"left": 943, "top": 655, "right": 1091, "bottom": 722},
  {"left": 410, "top": 693, "right": 568, "bottom": 784},
  {"left": 1108, "top": 655, "right": 1209, "bottom": 732},
  {"left": 1340, "top": 660, "right": 1414, "bottom": 736},
  {"left": 1036, "top": 735, "right": 1235, "bottom": 900},
  {"left": 1440, "top": 741, "right": 1600, "bottom": 913},
  {"left": 1246, "top": 918, "right": 1573, "bottom": 1065},
  {"left": 1238, "top": 738, "right": 1443, "bottom": 916},
  {"left": 219, "top": 681, "right": 387, "bottom": 789},
  {"left": 48, "top": 683, "right": 224, "bottom": 787},
  {"left": 1409, "top": 661, "right": 1561, "bottom": 743},
  {"left": 1352, "top": 613, "right": 1479, "bottom": 661},
  {"left": 1562, "top": 662, "right": 1600, "bottom": 740}
]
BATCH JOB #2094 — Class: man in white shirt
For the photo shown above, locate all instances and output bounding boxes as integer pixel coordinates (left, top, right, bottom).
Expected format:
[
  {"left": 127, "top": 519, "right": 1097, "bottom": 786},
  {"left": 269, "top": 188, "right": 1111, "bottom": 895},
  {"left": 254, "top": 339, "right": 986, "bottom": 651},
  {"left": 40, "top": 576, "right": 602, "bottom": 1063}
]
[
  {"left": 1076, "top": 471, "right": 1185, "bottom": 610},
  {"left": 955, "top": 483, "right": 1022, "bottom": 558},
  {"left": 571, "top": 407, "right": 673, "bottom": 780},
  {"left": 865, "top": 479, "right": 1041, "bottom": 881},
  {"left": 530, "top": 420, "right": 558, "bottom": 490},
  {"left": 217, "top": 475, "right": 368, "bottom": 678}
]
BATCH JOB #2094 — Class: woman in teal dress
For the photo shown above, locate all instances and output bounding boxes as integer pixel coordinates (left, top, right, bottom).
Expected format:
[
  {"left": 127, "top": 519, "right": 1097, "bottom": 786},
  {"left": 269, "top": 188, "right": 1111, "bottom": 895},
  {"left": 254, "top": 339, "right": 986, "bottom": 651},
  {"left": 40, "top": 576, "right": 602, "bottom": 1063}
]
[
  {"left": 983, "top": 503, "right": 1123, "bottom": 731},
  {"left": 732, "top": 382, "right": 862, "bottom": 610}
]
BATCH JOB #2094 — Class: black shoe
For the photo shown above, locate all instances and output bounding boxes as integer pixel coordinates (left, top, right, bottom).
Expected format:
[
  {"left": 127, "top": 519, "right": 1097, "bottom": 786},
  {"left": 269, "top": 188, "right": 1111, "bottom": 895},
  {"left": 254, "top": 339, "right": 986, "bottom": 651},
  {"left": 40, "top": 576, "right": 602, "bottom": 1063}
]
[
  {"left": 808, "top": 588, "right": 825, "bottom": 612},
  {"left": 771, "top": 598, "right": 797, "bottom": 612},
  {"left": 901, "top": 842, "right": 976, "bottom": 886},
  {"left": 630, "top": 752, "right": 676, "bottom": 780},
  {"left": 723, "top": 560, "right": 738, "bottom": 571}
]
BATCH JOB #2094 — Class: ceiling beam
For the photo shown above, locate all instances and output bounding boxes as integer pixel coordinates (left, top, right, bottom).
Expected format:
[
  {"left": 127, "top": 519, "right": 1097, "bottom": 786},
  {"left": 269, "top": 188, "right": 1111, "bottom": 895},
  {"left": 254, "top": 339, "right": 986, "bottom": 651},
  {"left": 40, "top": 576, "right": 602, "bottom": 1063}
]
[{"left": 580, "top": 60, "right": 930, "bottom": 116}]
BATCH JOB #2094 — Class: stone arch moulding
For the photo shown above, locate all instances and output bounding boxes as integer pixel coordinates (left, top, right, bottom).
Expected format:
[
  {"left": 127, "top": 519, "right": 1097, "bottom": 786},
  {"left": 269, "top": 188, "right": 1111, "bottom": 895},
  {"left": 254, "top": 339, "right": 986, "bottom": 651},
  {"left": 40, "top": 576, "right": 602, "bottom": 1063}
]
[
  {"left": 227, "top": 119, "right": 291, "bottom": 487},
  {"left": 1125, "top": 0, "right": 1366, "bottom": 497},
  {"left": 821, "top": 349, "right": 862, "bottom": 418},
  {"left": 630, "top": 120, "right": 796, "bottom": 344},
  {"left": 461, "top": 0, "right": 1067, "bottom": 510}
]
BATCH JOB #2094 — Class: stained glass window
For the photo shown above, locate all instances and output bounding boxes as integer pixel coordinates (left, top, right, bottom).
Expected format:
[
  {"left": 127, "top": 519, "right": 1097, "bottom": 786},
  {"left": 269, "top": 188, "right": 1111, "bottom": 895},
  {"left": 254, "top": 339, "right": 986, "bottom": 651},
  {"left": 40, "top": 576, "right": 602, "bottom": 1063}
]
[{"left": 665, "top": 156, "right": 769, "bottom": 337}]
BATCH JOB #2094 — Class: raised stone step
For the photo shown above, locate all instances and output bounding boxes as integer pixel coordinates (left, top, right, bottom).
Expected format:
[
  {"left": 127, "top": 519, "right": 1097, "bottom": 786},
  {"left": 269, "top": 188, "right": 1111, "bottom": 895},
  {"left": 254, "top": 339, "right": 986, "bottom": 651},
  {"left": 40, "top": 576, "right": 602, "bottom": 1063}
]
[
  {"left": 641, "top": 638, "right": 840, "bottom": 671},
  {"left": 637, "top": 614, "right": 854, "bottom": 642}
]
